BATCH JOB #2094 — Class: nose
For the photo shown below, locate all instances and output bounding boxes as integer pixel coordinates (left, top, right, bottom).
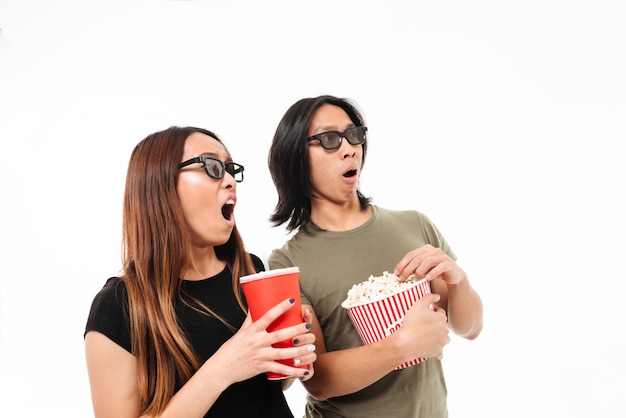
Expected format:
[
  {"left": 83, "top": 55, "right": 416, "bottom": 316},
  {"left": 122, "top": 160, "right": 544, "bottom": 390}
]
[
  {"left": 340, "top": 136, "right": 357, "bottom": 159},
  {"left": 222, "top": 172, "right": 237, "bottom": 189}
]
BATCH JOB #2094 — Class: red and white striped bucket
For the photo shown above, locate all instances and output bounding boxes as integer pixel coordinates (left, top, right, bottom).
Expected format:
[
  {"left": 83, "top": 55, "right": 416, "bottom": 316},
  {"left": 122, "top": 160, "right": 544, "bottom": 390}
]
[{"left": 341, "top": 278, "right": 431, "bottom": 370}]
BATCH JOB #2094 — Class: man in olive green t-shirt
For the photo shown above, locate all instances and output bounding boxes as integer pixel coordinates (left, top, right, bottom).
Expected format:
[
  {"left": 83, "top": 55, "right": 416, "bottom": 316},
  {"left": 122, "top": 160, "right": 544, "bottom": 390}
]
[{"left": 267, "top": 95, "right": 483, "bottom": 417}]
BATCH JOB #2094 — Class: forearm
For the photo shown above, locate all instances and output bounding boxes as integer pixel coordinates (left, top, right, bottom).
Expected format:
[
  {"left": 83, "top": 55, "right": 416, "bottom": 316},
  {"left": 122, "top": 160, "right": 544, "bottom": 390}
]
[
  {"left": 302, "top": 337, "right": 403, "bottom": 400},
  {"left": 141, "top": 356, "right": 232, "bottom": 418},
  {"left": 446, "top": 276, "right": 483, "bottom": 339}
]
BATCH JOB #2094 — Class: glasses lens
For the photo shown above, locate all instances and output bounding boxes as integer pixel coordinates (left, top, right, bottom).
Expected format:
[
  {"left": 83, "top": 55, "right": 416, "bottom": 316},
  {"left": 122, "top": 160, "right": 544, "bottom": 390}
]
[
  {"left": 345, "top": 127, "right": 367, "bottom": 145},
  {"left": 229, "top": 165, "right": 242, "bottom": 182},
  {"left": 225, "top": 162, "right": 244, "bottom": 182},
  {"left": 319, "top": 132, "right": 341, "bottom": 150},
  {"left": 204, "top": 158, "right": 224, "bottom": 179}
]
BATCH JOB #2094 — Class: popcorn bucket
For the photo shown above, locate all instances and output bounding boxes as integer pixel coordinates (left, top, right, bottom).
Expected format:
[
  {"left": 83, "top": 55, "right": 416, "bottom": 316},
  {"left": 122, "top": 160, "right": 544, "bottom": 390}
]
[{"left": 341, "top": 278, "right": 431, "bottom": 369}]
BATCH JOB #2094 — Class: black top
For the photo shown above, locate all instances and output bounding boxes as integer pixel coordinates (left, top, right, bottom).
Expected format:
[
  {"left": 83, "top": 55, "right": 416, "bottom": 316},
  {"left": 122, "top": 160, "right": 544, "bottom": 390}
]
[{"left": 85, "top": 255, "right": 294, "bottom": 418}]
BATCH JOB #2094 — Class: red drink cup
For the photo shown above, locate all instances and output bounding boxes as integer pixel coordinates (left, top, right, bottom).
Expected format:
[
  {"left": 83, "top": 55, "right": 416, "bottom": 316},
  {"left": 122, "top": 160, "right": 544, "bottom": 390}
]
[{"left": 239, "top": 267, "right": 306, "bottom": 379}]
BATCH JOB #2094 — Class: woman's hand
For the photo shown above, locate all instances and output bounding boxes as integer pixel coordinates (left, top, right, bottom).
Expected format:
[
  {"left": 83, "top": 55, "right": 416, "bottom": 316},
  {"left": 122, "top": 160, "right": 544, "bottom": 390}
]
[
  {"left": 211, "top": 298, "right": 316, "bottom": 385},
  {"left": 282, "top": 307, "right": 316, "bottom": 389},
  {"left": 291, "top": 307, "right": 316, "bottom": 382}
]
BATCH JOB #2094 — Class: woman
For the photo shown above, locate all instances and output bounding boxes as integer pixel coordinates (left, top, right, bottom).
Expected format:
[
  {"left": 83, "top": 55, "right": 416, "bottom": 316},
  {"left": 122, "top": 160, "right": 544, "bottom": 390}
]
[{"left": 85, "top": 126, "right": 315, "bottom": 417}]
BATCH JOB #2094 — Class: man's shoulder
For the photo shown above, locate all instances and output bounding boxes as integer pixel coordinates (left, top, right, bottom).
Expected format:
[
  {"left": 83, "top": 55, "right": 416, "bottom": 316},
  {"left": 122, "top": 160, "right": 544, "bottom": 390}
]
[{"left": 374, "top": 205, "right": 429, "bottom": 222}]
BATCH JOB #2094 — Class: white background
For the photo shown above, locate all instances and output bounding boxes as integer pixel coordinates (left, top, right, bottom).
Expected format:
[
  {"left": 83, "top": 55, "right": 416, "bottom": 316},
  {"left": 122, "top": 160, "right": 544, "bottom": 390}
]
[{"left": 1, "top": 1, "right": 625, "bottom": 417}]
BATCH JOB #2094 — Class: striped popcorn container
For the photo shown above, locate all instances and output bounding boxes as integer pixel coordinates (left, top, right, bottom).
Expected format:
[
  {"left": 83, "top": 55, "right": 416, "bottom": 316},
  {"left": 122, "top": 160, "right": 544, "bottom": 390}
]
[{"left": 341, "top": 278, "right": 432, "bottom": 370}]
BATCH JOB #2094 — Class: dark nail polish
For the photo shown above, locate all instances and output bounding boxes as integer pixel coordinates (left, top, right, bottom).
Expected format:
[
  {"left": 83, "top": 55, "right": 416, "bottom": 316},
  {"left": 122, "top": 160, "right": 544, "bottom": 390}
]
[
  {"left": 293, "top": 338, "right": 300, "bottom": 345},
  {"left": 289, "top": 297, "right": 295, "bottom": 304},
  {"left": 305, "top": 323, "right": 311, "bottom": 330}
]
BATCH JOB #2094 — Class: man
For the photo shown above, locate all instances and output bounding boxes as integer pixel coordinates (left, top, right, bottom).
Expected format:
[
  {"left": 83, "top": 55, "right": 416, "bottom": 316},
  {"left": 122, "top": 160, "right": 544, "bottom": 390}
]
[{"left": 267, "top": 95, "right": 483, "bottom": 417}]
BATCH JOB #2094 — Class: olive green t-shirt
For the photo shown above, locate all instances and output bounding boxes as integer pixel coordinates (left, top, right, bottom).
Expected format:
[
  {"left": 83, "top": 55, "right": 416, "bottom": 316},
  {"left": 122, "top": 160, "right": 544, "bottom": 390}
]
[{"left": 268, "top": 205, "right": 455, "bottom": 418}]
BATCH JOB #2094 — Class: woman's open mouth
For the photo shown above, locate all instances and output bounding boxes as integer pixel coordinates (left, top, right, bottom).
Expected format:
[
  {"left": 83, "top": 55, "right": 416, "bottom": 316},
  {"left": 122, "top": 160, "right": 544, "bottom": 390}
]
[{"left": 221, "top": 200, "right": 235, "bottom": 221}]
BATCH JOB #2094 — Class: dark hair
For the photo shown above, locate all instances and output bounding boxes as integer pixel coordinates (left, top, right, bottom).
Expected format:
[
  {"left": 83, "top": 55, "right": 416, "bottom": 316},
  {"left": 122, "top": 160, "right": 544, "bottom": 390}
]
[{"left": 268, "top": 95, "right": 372, "bottom": 232}]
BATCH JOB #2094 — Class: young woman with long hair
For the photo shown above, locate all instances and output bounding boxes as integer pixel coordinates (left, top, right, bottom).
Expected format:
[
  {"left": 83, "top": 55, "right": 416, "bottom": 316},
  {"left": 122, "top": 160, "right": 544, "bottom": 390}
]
[{"left": 85, "top": 126, "right": 315, "bottom": 417}]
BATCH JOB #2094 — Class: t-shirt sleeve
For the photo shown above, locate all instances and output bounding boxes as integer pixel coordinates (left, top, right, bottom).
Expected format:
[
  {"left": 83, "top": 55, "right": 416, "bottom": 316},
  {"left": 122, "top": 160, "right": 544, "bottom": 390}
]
[
  {"left": 267, "top": 249, "right": 293, "bottom": 270},
  {"left": 414, "top": 211, "right": 457, "bottom": 261},
  {"left": 84, "top": 277, "right": 132, "bottom": 353},
  {"left": 249, "top": 253, "right": 266, "bottom": 273},
  {"left": 267, "top": 250, "right": 312, "bottom": 306}
]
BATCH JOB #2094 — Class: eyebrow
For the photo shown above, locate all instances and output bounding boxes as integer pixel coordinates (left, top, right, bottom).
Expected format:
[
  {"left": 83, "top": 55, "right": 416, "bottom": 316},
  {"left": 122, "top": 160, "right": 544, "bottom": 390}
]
[
  {"left": 200, "top": 151, "right": 233, "bottom": 163},
  {"left": 310, "top": 123, "right": 356, "bottom": 135}
]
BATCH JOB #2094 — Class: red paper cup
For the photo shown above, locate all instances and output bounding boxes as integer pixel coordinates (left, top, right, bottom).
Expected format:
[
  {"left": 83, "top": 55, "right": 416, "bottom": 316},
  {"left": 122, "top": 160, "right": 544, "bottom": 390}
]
[
  {"left": 341, "top": 278, "right": 432, "bottom": 369},
  {"left": 240, "top": 267, "right": 306, "bottom": 380}
]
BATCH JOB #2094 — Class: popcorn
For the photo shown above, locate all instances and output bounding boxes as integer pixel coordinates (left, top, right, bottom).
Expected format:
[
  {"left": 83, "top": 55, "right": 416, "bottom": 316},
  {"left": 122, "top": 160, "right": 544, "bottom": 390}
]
[
  {"left": 344, "top": 271, "right": 420, "bottom": 307},
  {"left": 341, "top": 271, "right": 432, "bottom": 369}
]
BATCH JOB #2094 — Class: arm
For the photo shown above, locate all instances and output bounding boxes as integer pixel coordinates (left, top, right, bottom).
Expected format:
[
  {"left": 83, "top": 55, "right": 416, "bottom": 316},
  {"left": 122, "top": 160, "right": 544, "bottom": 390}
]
[
  {"left": 85, "top": 298, "right": 316, "bottom": 418},
  {"left": 85, "top": 332, "right": 143, "bottom": 417},
  {"left": 395, "top": 244, "right": 483, "bottom": 340},
  {"left": 85, "top": 331, "right": 246, "bottom": 417},
  {"left": 432, "top": 274, "right": 483, "bottom": 339},
  {"left": 301, "top": 291, "right": 449, "bottom": 401}
]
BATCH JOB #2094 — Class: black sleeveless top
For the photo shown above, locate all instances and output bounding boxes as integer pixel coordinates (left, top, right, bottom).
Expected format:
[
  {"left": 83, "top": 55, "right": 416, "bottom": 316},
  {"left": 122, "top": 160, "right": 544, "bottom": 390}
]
[{"left": 85, "top": 255, "right": 294, "bottom": 418}]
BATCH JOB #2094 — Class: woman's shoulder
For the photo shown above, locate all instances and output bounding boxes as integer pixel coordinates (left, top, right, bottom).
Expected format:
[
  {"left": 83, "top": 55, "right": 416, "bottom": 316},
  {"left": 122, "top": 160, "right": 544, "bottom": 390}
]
[
  {"left": 249, "top": 253, "right": 266, "bottom": 273},
  {"left": 90, "top": 276, "right": 127, "bottom": 307},
  {"left": 85, "top": 276, "right": 132, "bottom": 352}
]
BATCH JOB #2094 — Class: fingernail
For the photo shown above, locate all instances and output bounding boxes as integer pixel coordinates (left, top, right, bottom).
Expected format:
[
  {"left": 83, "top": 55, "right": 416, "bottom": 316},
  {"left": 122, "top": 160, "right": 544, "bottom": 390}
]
[
  {"left": 293, "top": 358, "right": 302, "bottom": 366},
  {"left": 307, "top": 344, "right": 316, "bottom": 353},
  {"left": 293, "top": 338, "right": 300, "bottom": 345},
  {"left": 289, "top": 297, "right": 295, "bottom": 304},
  {"left": 305, "top": 323, "right": 311, "bottom": 330}
]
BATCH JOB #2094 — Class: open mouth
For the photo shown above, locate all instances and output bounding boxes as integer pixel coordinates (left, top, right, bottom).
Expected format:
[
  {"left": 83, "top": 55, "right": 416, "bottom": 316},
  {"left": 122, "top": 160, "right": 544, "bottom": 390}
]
[
  {"left": 343, "top": 169, "right": 357, "bottom": 178},
  {"left": 221, "top": 200, "right": 235, "bottom": 220}
]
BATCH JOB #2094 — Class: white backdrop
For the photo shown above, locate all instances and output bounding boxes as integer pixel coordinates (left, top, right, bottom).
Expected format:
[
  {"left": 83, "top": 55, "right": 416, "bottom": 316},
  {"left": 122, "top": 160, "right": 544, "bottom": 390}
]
[{"left": 1, "top": 1, "right": 625, "bottom": 417}]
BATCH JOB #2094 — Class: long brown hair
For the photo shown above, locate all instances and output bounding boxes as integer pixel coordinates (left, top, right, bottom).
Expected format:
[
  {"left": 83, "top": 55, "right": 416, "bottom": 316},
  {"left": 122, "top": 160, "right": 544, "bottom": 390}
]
[{"left": 122, "top": 126, "right": 255, "bottom": 415}]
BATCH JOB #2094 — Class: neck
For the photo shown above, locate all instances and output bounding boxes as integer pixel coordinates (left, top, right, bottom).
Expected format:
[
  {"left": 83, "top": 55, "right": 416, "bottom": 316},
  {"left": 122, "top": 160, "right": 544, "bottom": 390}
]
[
  {"left": 310, "top": 199, "right": 372, "bottom": 231},
  {"left": 183, "top": 246, "right": 226, "bottom": 281}
]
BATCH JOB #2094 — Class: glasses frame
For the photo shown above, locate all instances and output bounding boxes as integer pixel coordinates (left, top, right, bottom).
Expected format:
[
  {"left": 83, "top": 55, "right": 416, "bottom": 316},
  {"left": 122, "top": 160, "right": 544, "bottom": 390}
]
[
  {"left": 306, "top": 126, "right": 368, "bottom": 151},
  {"left": 178, "top": 156, "right": 245, "bottom": 183}
]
